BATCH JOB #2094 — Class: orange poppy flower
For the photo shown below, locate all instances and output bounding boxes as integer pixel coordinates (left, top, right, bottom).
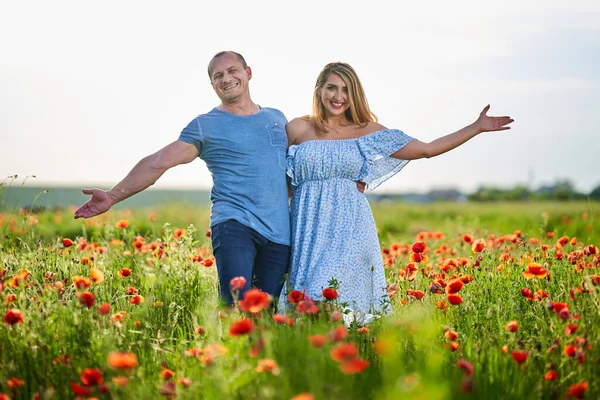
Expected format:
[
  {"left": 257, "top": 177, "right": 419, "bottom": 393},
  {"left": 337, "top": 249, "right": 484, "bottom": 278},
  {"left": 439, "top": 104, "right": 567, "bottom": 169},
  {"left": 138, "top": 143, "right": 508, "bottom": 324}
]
[
  {"left": 563, "top": 345, "right": 577, "bottom": 357},
  {"left": 557, "top": 236, "right": 569, "bottom": 246},
  {"left": 543, "top": 370, "right": 559, "bottom": 381},
  {"left": 238, "top": 289, "right": 270, "bottom": 314},
  {"left": 80, "top": 368, "right": 103, "bottom": 386},
  {"left": 447, "top": 294, "right": 463, "bottom": 305},
  {"left": 511, "top": 351, "right": 528, "bottom": 364},
  {"left": 229, "top": 319, "right": 255, "bottom": 337},
  {"left": 287, "top": 290, "right": 305, "bottom": 305},
  {"left": 460, "top": 275, "right": 473, "bottom": 284},
  {"left": 178, "top": 377, "right": 192, "bottom": 387},
  {"left": 410, "top": 252, "right": 428, "bottom": 263},
  {"left": 340, "top": 359, "right": 369, "bottom": 374},
  {"left": 130, "top": 295, "right": 144, "bottom": 305},
  {"left": 3, "top": 309, "right": 24, "bottom": 325},
  {"left": 174, "top": 228, "right": 186, "bottom": 239},
  {"left": 255, "top": 359, "right": 280, "bottom": 375},
  {"left": 456, "top": 359, "right": 474, "bottom": 377},
  {"left": 112, "top": 376, "right": 129, "bottom": 387},
  {"left": 291, "top": 394, "right": 315, "bottom": 400},
  {"left": 449, "top": 342, "right": 460, "bottom": 352},
  {"left": 308, "top": 334, "right": 327, "bottom": 348},
  {"left": 116, "top": 220, "right": 130, "bottom": 229},
  {"left": 322, "top": 288, "right": 338, "bottom": 301},
  {"left": 185, "top": 348, "right": 203, "bottom": 358},
  {"left": 229, "top": 276, "right": 247, "bottom": 291},
  {"left": 436, "top": 300, "right": 448, "bottom": 311},
  {"left": 504, "top": 321, "right": 518, "bottom": 333},
  {"left": 90, "top": 268, "right": 104, "bottom": 284},
  {"left": 63, "top": 238, "right": 74, "bottom": 247},
  {"left": 330, "top": 343, "right": 359, "bottom": 363},
  {"left": 357, "top": 327, "right": 369, "bottom": 334},
  {"left": 161, "top": 368, "right": 176, "bottom": 380},
  {"left": 126, "top": 287, "right": 138, "bottom": 295},
  {"left": 72, "top": 276, "right": 92, "bottom": 289},
  {"left": 522, "top": 263, "right": 548, "bottom": 279},
  {"left": 107, "top": 351, "right": 138, "bottom": 370},
  {"left": 77, "top": 291, "right": 95, "bottom": 308},
  {"left": 118, "top": 268, "right": 131, "bottom": 278},
  {"left": 566, "top": 381, "right": 588, "bottom": 399},
  {"left": 272, "top": 314, "right": 288, "bottom": 325}
]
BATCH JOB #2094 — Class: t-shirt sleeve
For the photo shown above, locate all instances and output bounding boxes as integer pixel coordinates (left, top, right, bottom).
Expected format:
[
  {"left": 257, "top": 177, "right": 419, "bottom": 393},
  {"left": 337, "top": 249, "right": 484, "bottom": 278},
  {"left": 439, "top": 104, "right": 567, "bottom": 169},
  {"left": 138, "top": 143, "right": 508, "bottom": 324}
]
[
  {"left": 178, "top": 118, "right": 204, "bottom": 156},
  {"left": 357, "top": 129, "right": 414, "bottom": 191}
]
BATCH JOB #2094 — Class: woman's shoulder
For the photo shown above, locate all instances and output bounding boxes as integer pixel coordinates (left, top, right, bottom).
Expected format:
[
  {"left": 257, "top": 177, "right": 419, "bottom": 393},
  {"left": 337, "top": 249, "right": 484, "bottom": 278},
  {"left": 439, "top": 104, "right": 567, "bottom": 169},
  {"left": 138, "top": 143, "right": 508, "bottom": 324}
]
[
  {"left": 357, "top": 121, "right": 389, "bottom": 136},
  {"left": 287, "top": 117, "right": 316, "bottom": 145}
]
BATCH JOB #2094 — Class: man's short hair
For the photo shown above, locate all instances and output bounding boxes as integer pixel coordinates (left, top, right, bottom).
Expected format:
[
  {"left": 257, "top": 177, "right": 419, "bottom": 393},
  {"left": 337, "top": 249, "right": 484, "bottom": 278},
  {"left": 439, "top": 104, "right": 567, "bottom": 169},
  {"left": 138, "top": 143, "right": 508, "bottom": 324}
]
[{"left": 208, "top": 51, "right": 248, "bottom": 78}]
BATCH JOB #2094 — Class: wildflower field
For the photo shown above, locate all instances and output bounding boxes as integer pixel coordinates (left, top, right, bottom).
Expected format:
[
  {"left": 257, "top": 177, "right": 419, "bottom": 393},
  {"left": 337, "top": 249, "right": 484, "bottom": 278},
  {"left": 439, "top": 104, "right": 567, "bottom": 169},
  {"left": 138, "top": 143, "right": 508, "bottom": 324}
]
[{"left": 0, "top": 201, "right": 598, "bottom": 399}]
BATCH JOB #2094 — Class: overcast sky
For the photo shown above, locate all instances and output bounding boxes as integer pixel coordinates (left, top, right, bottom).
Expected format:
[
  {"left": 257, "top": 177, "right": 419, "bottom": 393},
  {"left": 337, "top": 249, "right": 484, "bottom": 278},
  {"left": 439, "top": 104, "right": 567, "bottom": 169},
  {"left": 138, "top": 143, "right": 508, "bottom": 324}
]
[{"left": 2, "top": 0, "right": 599, "bottom": 193}]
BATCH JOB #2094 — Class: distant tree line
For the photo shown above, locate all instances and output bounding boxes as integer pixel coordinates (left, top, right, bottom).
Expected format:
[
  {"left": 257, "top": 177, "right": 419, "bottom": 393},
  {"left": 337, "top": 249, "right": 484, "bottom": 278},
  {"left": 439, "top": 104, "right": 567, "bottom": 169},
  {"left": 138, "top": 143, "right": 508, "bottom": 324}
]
[{"left": 468, "top": 179, "right": 599, "bottom": 202}]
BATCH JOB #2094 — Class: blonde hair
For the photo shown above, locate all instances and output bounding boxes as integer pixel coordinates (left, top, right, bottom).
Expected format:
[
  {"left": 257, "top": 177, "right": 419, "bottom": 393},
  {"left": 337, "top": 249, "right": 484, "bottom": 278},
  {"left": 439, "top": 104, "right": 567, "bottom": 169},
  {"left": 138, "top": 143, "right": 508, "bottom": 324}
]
[{"left": 308, "top": 62, "right": 377, "bottom": 135}]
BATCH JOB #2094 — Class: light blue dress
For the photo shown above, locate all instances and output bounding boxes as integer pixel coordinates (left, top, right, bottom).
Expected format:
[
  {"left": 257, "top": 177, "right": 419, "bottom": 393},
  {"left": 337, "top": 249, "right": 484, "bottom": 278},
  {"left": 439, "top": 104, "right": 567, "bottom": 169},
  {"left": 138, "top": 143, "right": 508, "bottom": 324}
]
[{"left": 279, "top": 129, "right": 414, "bottom": 314}]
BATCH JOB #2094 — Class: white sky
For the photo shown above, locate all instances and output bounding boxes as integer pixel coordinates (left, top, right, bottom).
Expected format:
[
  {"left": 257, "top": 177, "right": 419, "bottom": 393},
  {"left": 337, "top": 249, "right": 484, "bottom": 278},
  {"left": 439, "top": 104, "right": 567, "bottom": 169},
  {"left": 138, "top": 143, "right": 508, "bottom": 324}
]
[{"left": 1, "top": 0, "right": 599, "bottom": 193}]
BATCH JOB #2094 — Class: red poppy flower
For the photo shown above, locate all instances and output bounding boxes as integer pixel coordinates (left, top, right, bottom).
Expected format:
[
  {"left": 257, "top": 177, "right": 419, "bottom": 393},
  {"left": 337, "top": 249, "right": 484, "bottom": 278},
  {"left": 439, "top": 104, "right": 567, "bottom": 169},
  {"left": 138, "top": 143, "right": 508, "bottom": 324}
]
[
  {"left": 462, "top": 234, "right": 474, "bottom": 244},
  {"left": 3, "top": 309, "right": 24, "bottom": 325},
  {"left": 161, "top": 368, "right": 176, "bottom": 380},
  {"left": 446, "top": 279, "right": 463, "bottom": 294},
  {"left": 523, "top": 263, "right": 548, "bottom": 279},
  {"left": 80, "top": 368, "right": 104, "bottom": 386},
  {"left": 471, "top": 239, "right": 486, "bottom": 253},
  {"left": 97, "top": 303, "right": 111, "bottom": 316},
  {"left": 504, "top": 321, "right": 518, "bottom": 333},
  {"left": 107, "top": 352, "right": 138, "bottom": 370},
  {"left": 70, "top": 382, "right": 91, "bottom": 396},
  {"left": 407, "top": 289, "right": 425, "bottom": 300},
  {"left": 238, "top": 289, "right": 271, "bottom": 313},
  {"left": 456, "top": 359, "right": 474, "bottom": 377},
  {"left": 296, "top": 299, "right": 319, "bottom": 314},
  {"left": 357, "top": 327, "right": 369, "bottom": 334},
  {"left": 118, "top": 268, "right": 132, "bottom": 278},
  {"left": 229, "top": 319, "right": 255, "bottom": 337},
  {"left": 565, "top": 323, "right": 578, "bottom": 336},
  {"left": 566, "top": 381, "right": 588, "bottom": 399},
  {"left": 460, "top": 275, "right": 473, "bottom": 284},
  {"left": 174, "top": 228, "right": 186, "bottom": 239},
  {"left": 330, "top": 343, "right": 358, "bottom": 362},
  {"left": 202, "top": 259, "right": 214, "bottom": 267},
  {"left": 544, "top": 370, "right": 559, "bottom": 381},
  {"left": 77, "top": 291, "right": 95, "bottom": 308},
  {"left": 447, "top": 294, "right": 463, "bottom": 305},
  {"left": 322, "top": 288, "right": 338, "bottom": 301},
  {"left": 339, "top": 359, "right": 369, "bottom": 374},
  {"left": 444, "top": 330, "right": 458, "bottom": 340},
  {"left": 521, "top": 288, "right": 533, "bottom": 300},
  {"left": 449, "top": 342, "right": 460, "bottom": 351},
  {"left": 557, "top": 236, "right": 569, "bottom": 246},
  {"left": 563, "top": 345, "right": 577, "bottom": 357},
  {"left": 511, "top": 351, "right": 528, "bottom": 364},
  {"left": 130, "top": 295, "right": 144, "bottom": 305},
  {"left": 63, "top": 238, "right": 74, "bottom": 247},
  {"left": 126, "top": 287, "right": 138, "bottom": 295},
  {"left": 287, "top": 290, "right": 305, "bottom": 305},
  {"left": 328, "top": 325, "right": 347, "bottom": 343},
  {"left": 230, "top": 276, "right": 247, "bottom": 291},
  {"left": 411, "top": 241, "right": 426, "bottom": 254},
  {"left": 410, "top": 252, "right": 428, "bottom": 263}
]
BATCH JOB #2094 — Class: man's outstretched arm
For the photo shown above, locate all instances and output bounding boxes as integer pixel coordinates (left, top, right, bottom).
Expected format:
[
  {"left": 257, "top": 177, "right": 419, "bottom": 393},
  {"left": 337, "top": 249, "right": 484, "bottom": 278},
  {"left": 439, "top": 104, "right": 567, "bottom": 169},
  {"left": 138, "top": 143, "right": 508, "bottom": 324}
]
[{"left": 74, "top": 140, "right": 199, "bottom": 219}]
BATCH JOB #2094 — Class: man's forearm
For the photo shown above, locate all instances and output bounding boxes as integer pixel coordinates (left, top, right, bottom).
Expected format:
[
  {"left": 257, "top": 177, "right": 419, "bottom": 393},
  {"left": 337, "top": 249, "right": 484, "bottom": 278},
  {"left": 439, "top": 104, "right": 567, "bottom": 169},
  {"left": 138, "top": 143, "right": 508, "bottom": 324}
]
[{"left": 106, "top": 155, "right": 167, "bottom": 205}]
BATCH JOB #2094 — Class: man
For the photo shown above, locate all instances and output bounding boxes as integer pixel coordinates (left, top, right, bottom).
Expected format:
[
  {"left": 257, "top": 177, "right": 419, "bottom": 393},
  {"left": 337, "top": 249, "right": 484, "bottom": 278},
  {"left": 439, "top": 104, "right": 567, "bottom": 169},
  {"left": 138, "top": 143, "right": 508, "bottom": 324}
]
[{"left": 74, "top": 51, "right": 291, "bottom": 304}]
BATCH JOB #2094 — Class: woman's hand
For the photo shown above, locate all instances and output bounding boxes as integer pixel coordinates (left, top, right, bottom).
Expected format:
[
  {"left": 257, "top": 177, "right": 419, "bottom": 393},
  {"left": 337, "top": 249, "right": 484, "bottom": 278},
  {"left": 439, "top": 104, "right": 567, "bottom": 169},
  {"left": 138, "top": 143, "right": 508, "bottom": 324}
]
[{"left": 476, "top": 105, "right": 514, "bottom": 133}]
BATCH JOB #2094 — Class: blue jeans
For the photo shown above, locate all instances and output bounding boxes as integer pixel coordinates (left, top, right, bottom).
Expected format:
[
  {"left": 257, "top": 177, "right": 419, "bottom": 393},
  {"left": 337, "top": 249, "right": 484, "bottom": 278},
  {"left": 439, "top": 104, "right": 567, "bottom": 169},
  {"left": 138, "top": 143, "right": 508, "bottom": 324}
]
[{"left": 211, "top": 219, "right": 290, "bottom": 305}]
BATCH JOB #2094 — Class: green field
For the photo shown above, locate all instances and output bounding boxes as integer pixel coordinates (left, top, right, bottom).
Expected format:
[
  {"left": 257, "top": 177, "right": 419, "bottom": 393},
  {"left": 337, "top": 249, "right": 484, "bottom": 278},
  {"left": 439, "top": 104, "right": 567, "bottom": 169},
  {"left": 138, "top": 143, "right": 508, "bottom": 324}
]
[{"left": 0, "top": 201, "right": 598, "bottom": 399}]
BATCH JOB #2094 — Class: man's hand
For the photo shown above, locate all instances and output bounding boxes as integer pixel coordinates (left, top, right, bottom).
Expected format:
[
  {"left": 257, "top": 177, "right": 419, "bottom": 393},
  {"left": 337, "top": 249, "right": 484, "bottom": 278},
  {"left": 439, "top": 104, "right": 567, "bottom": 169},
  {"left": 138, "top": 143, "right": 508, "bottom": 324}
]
[
  {"left": 356, "top": 181, "right": 366, "bottom": 193},
  {"left": 74, "top": 188, "right": 114, "bottom": 219},
  {"left": 476, "top": 105, "right": 514, "bottom": 133}
]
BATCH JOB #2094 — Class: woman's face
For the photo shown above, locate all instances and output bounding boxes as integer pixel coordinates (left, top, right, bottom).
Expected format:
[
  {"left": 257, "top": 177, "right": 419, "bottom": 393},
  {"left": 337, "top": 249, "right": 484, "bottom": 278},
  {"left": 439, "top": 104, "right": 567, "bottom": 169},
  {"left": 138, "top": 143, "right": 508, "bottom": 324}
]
[{"left": 319, "top": 73, "right": 350, "bottom": 118}]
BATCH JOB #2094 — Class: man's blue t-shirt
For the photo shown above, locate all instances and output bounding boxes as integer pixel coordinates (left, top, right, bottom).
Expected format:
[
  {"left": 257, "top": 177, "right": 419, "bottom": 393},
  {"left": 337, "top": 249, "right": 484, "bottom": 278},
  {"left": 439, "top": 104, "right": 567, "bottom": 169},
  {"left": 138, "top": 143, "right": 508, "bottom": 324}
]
[{"left": 178, "top": 107, "right": 290, "bottom": 246}]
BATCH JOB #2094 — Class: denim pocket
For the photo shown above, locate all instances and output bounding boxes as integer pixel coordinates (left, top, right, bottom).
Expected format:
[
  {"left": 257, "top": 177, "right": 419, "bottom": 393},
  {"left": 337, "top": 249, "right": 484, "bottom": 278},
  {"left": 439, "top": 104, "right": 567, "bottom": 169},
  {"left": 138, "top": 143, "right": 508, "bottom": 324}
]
[{"left": 267, "top": 122, "right": 287, "bottom": 148}]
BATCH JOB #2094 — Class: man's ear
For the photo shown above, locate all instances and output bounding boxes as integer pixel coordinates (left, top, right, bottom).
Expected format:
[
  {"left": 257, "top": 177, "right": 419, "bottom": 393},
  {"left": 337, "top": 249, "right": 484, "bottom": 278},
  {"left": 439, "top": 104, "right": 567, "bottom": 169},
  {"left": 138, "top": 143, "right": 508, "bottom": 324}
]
[{"left": 246, "top": 66, "right": 253, "bottom": 80}]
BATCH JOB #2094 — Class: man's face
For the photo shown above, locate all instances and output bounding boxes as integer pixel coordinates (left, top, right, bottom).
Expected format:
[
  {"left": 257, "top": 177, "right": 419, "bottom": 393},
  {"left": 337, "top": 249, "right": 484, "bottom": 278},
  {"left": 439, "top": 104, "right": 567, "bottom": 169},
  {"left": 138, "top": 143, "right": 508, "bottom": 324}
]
[
  {"left": 209, "top": 54, "right": 251, "bottom": 104},
  {"left": 319, "top": 73, "right": 349, "bottom": 118}
]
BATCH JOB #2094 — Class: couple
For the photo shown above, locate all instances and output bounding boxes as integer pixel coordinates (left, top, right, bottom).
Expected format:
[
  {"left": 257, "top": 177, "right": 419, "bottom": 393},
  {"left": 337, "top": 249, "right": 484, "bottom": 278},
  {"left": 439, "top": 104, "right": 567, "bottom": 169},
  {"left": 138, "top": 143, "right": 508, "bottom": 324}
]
[{"left": 74, "top": 51, "right": 513, "bottom": 315}]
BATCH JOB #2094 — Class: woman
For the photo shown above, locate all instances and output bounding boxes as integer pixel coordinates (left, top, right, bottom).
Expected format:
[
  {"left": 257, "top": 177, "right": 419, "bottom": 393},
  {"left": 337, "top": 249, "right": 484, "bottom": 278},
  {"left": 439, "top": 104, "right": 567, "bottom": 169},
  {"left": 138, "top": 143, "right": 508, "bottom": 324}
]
[{"left": 279, "top": 62, "right": 513, "bottom": 316}]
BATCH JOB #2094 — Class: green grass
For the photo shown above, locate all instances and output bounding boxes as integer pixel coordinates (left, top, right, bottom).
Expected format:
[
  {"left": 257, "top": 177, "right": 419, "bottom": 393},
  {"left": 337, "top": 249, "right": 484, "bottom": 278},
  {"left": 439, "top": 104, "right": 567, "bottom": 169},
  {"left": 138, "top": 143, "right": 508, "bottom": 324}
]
[{"left": 0, "top": 202, "right": 598, "bottom": 399}]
